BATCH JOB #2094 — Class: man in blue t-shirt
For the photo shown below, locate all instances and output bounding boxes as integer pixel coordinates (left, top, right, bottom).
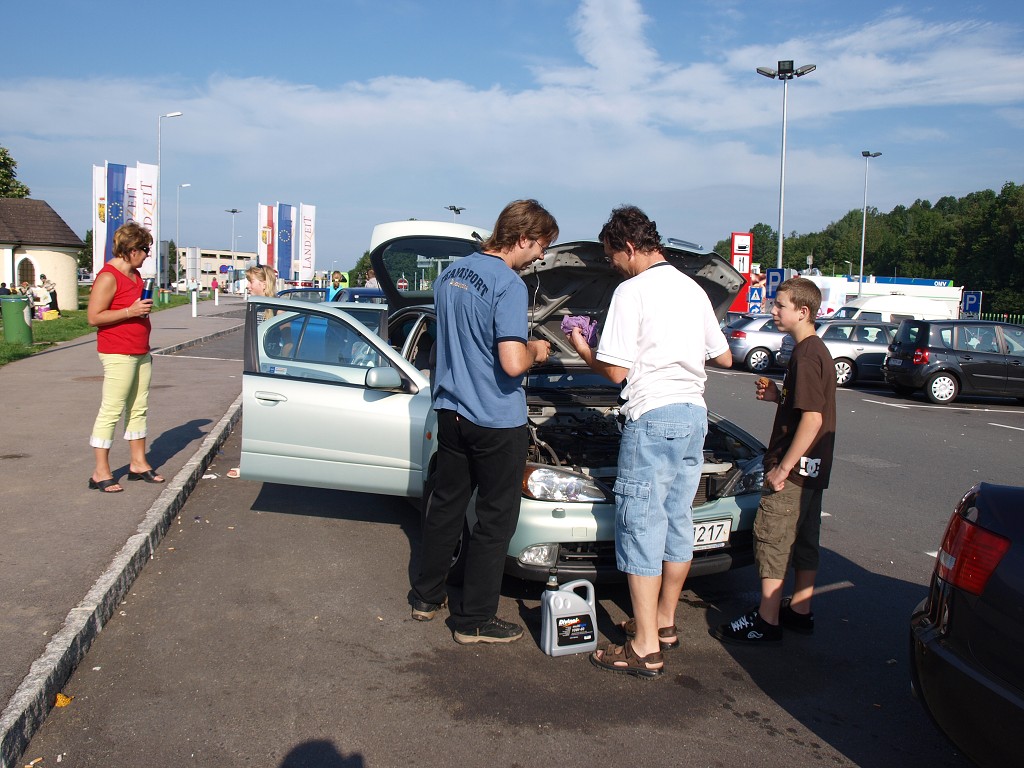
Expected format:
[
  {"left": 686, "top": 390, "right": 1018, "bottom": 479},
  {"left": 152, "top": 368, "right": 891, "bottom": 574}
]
[{"left": 411, "top": 199, "right": 558, "bottom": 645}]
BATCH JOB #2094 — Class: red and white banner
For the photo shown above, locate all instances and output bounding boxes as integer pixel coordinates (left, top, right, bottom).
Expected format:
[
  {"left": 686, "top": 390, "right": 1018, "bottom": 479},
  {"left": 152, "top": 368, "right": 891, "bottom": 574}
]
[
  {"left": 298, "top": 203, "right": 315, "bottom": 282},
  {"left": 257, "top": 203, "right": 277, "bottom": 268},
  {"left": 91, "top": 165, "right": 107, "bottom": 276}
]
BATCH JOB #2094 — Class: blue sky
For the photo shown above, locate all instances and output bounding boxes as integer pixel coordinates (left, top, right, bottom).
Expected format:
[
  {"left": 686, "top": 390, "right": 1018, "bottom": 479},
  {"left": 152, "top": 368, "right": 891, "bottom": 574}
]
[{"left": 5, "top": 0, "right": 1023, "bottom": 271}]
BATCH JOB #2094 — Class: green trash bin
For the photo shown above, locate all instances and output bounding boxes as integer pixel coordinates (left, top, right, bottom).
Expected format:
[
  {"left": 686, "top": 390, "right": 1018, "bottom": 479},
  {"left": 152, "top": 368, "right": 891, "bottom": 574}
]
[{"left": 1, "top": 296, "right": 33, "bottom": 345}]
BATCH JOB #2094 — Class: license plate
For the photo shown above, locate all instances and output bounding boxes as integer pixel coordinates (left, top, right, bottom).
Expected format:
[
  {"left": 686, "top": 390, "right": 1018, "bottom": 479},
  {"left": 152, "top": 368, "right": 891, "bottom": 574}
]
[
  {"left": 693, "top": 519, "right": 731, "bottom": 550},
  {"left": 888, "top": 358, "right": 903, "bottom": 367}
]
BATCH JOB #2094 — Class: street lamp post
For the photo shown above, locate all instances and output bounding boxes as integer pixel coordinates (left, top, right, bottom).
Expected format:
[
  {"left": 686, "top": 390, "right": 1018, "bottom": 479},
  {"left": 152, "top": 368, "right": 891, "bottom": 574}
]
[
  {"left": 444, "top": 205, "right": 466, "bottom": 222},
  {"left": 156, "top": 111, "right": 183, "bottom": 287},
  {"left": 756, "top": 61, "right": 815, "bottom": 269},
  {"left": 858, "top": 151, "right": 882, "bottom": 296},
  {"left": 225, "top": 208, "right": 242, "bottom": 253},
  {"left": 176, "top": 183, "right": 190, "bottom": 281}
]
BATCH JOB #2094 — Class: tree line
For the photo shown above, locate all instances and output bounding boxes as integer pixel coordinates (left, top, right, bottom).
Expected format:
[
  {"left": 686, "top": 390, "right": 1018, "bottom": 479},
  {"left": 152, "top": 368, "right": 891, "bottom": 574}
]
[{"left": 713, "top": 182, "right": 1024, "bottom": 313}]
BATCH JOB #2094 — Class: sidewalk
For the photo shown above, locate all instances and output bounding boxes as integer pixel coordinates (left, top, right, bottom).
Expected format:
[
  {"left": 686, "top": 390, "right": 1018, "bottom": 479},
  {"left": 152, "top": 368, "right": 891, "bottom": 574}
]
[{"left": 0, "top": 295, "right": 247, "bottom": 768}]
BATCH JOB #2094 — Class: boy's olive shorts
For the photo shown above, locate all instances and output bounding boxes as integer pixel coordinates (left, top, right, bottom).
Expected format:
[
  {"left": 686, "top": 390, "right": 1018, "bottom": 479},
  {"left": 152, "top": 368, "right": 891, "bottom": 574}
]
[{"left": 753, "top": 479, "right": 823, "bottom": 580}]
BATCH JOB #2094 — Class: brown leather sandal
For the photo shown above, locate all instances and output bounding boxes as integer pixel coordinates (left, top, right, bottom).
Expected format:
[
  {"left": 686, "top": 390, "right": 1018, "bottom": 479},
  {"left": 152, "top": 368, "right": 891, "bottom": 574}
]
[
  {"left": 618, "top": 617, "right": 680, "bottom": 650},
  {"left": 590, "top": 640, "right": 664, "bottom": 679}
]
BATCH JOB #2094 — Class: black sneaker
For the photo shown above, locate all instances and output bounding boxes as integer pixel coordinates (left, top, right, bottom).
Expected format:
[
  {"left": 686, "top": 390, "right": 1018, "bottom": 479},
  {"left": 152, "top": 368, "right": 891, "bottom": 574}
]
[
  {"left": 780, "top": 598, "right": 814, "bottom": 635},
  {"left": 411, "top": 596, "right": 447, "bottom": 622},
  {"left": 453, "top": 617, "right": 524, "bottom": 645},
  {"left": 713, "top": 609, "right": 782, "bottom": 645}
]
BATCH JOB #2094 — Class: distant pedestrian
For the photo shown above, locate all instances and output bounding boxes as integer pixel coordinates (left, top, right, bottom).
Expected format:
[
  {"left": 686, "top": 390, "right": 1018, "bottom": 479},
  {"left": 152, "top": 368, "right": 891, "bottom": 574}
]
[
  {"left": 86, "top": 221, "right": 163, "bottom": 493},
  {"left": 0, "top": 282, "right": 10, "bottom": 296},
  {"left": 364, "top": 269, "right": 379, "bottom": 289},
  {"left": 211, "top": 277, "right": 219, "bottom": 292},
  {"left": 411, "top": 199, "right": 557, "bottom": 645},
  {"left": 40, "top": 274, "right": 60, "bottom": 316},
  {"left": 327, "top": 270, "right": 348, "bottom": 301},
  {"left": 714, "top": 277, "right": 837, "bottom": 645}
]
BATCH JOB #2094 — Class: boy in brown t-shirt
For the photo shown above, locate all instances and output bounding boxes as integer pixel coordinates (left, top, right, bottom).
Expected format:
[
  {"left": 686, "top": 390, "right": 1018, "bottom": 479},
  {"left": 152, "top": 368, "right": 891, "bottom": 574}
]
[{"left": 714, "top": 277, "right": 837, "bottom": 644}]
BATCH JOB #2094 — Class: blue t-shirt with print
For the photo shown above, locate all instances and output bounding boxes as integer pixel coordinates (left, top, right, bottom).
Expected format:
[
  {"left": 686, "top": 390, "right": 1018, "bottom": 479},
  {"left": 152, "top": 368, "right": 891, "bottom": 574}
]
[{"left": 432, "top": 251, "right": 529, "bottom": 428}]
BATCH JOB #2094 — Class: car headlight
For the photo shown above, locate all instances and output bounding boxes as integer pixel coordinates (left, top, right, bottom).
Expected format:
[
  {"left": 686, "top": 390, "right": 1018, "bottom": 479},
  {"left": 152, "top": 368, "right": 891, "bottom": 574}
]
[
  {"left": 715, "top": 457, "right": 765, "bottom": 498},
  {"left": 522, "top": 464, "right": 610, "bottom": 502},
  {"left": 518, "top": 544, "right": 560, "bottom": 567}
]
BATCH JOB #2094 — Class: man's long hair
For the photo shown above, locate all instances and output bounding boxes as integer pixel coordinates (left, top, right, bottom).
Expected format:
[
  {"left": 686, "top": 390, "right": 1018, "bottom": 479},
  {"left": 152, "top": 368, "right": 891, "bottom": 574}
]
[{"left": 480, "top": 199, "right": 558, "bottom": 253}]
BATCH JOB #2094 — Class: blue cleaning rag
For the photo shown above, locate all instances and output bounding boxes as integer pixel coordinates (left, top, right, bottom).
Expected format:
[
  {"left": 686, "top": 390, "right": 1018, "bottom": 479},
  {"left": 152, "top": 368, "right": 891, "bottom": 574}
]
[{"left": 560, "top": 315, "right": 598, "bottom": 347}]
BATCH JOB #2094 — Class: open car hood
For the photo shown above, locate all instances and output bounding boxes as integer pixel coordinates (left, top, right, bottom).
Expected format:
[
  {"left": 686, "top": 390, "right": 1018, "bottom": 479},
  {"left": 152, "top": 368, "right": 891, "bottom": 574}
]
[{"left": 369, "top": 220, "right": 745, "bottom": 361}]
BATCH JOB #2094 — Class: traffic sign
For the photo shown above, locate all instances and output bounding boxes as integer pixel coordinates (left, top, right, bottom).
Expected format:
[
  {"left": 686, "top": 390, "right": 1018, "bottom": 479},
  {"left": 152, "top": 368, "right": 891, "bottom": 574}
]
[
  {"left": 396, "top": 278, "right": 409, "bottom": 290},
  {"left": 962, "top": 291, "right": 982, "bottom": 316},
  {"left": 747, "top": 286, "right": 764, "bottom": 313},
  {"left": 765, "top": 268, "right": 785, "bottom": 299}
]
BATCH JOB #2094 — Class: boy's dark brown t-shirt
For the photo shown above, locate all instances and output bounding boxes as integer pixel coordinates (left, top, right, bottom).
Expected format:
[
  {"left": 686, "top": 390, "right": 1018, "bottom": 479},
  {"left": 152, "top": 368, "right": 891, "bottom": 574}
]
[{"left": 764, "top": 334, "right": 837, "bottom": 489}]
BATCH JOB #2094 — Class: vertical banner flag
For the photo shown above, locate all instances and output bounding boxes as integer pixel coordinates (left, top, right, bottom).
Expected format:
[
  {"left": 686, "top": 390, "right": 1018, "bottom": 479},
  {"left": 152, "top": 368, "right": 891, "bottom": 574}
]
[
  {"left": 257, "top": 204, "right": 277, "bottom": 267},
  {"left": 104, "top": 163, "right": 127, "bottom": 262},
  {"left": 124, "top": 166, "right": 138, "bottom": 227},
  {"left": 298, "top": 203, "right": 315, "bottom": 282},
  {"left": 92, "top": 165, "right": 107, "bottom": 276},
  {"left": 277, "top": 203, "right": 295, "bottom": 281},
  {"left": 135, "top": 163, "right": 159, "bottom": 276}
]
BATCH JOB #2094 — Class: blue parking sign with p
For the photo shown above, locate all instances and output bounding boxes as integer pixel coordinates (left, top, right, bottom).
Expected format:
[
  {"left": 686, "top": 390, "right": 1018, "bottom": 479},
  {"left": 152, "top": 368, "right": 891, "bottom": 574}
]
[
  {"left": 766, "top": 268, "right": 784, "bottom": 300},
  {"left": 962, "top": 291, "right": 982, "bottom": 316}
]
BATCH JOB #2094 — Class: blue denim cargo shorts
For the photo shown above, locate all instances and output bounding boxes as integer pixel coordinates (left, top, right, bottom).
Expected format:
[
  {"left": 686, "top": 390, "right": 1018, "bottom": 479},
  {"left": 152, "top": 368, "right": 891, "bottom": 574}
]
[{"left": 612, "top": 402, "right": 708, "bottom": 577}]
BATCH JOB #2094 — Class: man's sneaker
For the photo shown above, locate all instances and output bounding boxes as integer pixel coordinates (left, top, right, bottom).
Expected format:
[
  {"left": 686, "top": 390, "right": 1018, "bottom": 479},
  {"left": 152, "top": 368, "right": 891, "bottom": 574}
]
[
  {"left": 779, "top": 598, "right": 815, "bottom": 635},
  {"left": 411, "top": 596, "right": 447, "bottom": 622},
  {"left": 712, "top": 609, "right": 782, "bottom": 645},
  {"left": 453, "top": 617, "right": 524, "bottom": 645}
]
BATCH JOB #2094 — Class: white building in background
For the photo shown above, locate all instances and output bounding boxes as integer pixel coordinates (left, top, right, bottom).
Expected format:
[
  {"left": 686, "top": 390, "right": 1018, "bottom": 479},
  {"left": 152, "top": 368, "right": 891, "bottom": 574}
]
[{"left": 178, "top": 247, "right": 256, "bottom": 291}]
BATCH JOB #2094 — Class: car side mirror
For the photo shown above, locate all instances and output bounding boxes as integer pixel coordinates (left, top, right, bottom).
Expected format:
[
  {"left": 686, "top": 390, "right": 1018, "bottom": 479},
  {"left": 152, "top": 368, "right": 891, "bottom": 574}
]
[{"left": 365, "top": 366, "right": 403, "bottom": 390}]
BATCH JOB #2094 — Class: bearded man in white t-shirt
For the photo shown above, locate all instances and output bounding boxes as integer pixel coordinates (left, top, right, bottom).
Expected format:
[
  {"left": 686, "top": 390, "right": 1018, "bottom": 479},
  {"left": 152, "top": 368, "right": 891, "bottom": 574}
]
[{"left": 568, "top": 205, "right": 732, "bottom": 678}]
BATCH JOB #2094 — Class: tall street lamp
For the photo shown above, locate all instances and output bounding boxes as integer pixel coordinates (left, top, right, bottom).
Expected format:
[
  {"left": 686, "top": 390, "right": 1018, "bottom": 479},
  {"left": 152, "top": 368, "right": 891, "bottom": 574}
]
[
  {"left": 858, "top": 151, "right": 882, "bottom": 296},
  {"left": 226, "top": 208, "right": 242, "bottom": 257},
  {"left": 756, "top": 60, "right": 815, "bottom": 269},
  {"left": 444, "top": 205, "right": 466, "bottom": 222},
  {"left": 176, "top": 183, "right": 190, "bottom": 280},
  {"left": 156, "top": 111, "right": 183, "bottom": 287}
]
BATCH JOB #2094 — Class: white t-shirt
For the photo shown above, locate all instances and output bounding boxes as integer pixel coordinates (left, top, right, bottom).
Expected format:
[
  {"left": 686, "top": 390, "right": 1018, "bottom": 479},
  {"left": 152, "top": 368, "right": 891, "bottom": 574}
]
[{"left": 596, "top": 261, "right": 729, "bottom": 421}]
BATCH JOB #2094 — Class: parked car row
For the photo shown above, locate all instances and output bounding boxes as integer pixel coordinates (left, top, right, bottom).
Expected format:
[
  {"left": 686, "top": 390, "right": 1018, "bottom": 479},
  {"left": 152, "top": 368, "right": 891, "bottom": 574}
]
[
  {"left": 776, "top": 320, "right": 898, "bottom": 387},
  {"left": 725, "top": 314, "right": 787, "bottom": 372}
]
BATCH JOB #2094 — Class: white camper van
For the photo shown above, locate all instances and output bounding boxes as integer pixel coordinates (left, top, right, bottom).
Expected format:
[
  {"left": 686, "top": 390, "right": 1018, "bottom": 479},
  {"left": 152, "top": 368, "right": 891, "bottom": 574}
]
[{"left": 828, "top": 295, "right": 958, "bottom": 323}]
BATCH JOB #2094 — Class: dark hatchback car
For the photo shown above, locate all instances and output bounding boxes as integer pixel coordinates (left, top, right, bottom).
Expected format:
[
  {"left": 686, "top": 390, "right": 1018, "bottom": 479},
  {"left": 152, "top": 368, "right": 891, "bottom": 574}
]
[
  {"left": 883, "top": 319, "right": 1024, "bottom": 404},
  {"left": 910, "top": 482, "right": 1024, "bottom": 767}
]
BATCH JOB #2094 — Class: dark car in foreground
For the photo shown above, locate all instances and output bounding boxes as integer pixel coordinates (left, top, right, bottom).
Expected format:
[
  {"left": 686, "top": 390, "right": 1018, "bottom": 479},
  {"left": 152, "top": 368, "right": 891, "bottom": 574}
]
[
  {"left": 910, "top": 482, "right": 1024, "bottom": 767},
  {"left": 883, "top": 319, "right": 1024, "bottom": 404}
]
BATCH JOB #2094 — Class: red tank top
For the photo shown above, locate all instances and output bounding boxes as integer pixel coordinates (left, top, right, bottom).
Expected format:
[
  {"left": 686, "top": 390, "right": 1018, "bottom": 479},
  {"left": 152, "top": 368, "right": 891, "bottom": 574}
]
[{"left": 96, "top": 262, "right": 152, "bottom": 354}]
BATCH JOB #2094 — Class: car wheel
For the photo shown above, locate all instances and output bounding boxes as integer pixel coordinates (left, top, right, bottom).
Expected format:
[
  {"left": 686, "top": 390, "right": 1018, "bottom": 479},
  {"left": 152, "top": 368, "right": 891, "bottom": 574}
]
[
  {"left": 925, "top": 372, "right": 959, "bottom": 404},
  {"left": 745, "top": 347, "right": 772, "bottom": 372},
  {"left": 834, "top": 358, "right": 855, "bottom": 387},
  {"left": 420, "top": 480, "right": 469, "bottom": 586}
]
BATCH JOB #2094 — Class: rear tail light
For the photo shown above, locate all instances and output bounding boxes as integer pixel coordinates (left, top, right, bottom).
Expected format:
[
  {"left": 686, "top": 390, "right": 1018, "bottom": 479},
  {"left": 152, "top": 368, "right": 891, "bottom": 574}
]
[
  {"left": 936, "top": 513, "right": 1010, "bottom": 596},
  {"left": 729, "top": 330, "right": 747, "bottom": 339},
  {"left": 912, "top": 348, "right": 930, "bottom": 365}
]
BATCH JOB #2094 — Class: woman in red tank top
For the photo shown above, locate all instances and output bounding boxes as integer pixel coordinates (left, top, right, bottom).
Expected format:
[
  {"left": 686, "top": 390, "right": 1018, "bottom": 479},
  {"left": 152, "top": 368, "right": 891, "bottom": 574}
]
[{"left": 86, "top": 222, "right": 162, "bottom": 493}]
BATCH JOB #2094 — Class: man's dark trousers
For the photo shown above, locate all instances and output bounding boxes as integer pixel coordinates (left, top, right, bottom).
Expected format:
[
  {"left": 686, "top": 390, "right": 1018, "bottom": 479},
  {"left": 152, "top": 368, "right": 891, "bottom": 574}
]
[{"left": 413, "top": 409, "right": 528, "bottom": 632}]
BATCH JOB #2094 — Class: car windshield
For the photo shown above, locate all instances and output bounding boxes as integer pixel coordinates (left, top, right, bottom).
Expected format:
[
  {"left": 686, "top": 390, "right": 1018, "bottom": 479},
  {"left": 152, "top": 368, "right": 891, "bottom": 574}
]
[
  {"left": 831, "top": 306, "right": 858, "bottom": 319},
  {"left": 378, "top": 236, "right": 480, "bottom": 304}
]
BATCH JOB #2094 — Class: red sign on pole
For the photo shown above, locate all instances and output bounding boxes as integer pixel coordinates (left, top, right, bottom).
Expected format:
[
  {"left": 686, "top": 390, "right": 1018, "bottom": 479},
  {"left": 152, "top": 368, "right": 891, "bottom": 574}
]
[
  {"left": 396, "top": 277, "right": 409, "bottom": 290},
  {"left": 729, "top": 232, "right": 754, "bottom": 313}
]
